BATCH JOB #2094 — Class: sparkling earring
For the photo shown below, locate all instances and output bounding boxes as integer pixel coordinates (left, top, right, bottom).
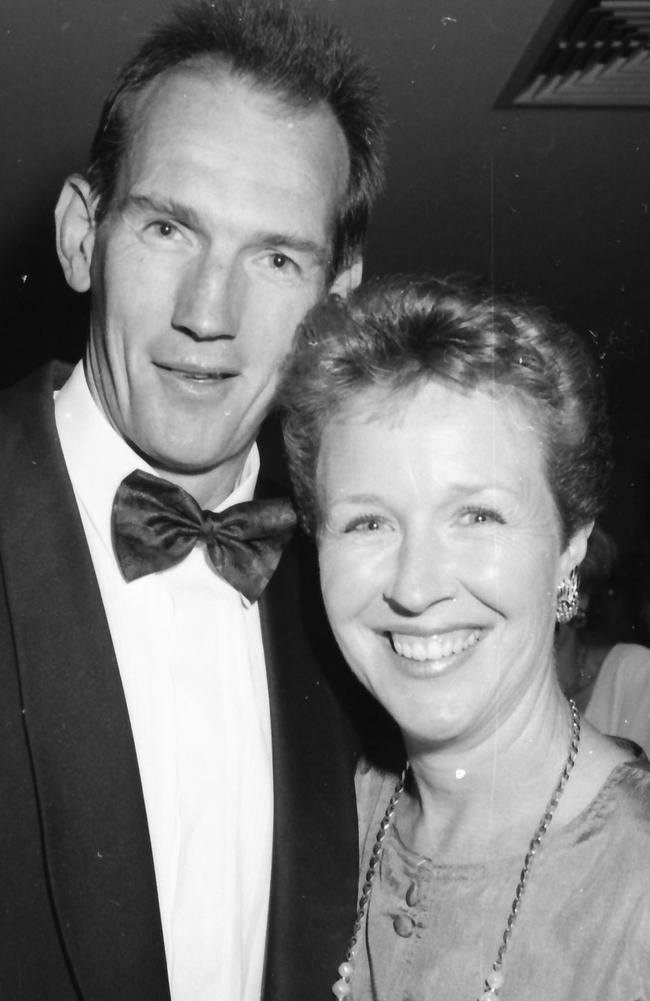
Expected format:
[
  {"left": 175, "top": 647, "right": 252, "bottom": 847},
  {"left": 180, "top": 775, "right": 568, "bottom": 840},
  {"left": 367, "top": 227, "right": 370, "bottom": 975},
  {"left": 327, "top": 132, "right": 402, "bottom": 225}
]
[{"left": 556, "top": 567, "right": 579, "bottom": 624}]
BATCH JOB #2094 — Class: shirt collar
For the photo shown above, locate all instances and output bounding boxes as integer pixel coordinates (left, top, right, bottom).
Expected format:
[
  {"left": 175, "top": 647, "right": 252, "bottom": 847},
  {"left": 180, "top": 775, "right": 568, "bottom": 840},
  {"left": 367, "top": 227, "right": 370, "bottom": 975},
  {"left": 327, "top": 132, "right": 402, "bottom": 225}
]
[{"left": 54, "top": 361, "right": 260, "bottom": 561}]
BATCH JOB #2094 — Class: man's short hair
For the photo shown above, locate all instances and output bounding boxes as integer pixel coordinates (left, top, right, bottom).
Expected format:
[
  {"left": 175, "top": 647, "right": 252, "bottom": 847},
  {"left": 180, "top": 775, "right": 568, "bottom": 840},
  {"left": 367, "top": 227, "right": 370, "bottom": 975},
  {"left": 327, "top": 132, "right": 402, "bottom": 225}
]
[{"left": 87, "top": 0, "right": 386, "bottom": 276}]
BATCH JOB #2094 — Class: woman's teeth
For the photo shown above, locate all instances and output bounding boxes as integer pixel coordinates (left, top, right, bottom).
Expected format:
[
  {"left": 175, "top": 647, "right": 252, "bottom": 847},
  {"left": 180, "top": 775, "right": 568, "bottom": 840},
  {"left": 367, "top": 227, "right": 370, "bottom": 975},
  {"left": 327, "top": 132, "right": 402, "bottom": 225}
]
[{"left": 390, "top": 629, "right": 481, "bottom": 662}]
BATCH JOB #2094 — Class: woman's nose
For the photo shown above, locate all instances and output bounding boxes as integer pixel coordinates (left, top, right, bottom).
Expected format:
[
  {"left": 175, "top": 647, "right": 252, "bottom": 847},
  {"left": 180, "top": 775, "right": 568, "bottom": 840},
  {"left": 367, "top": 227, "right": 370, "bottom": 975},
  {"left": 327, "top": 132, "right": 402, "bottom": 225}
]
[{"left": 383, "top": 533, "right": 457, "bottom": 616}]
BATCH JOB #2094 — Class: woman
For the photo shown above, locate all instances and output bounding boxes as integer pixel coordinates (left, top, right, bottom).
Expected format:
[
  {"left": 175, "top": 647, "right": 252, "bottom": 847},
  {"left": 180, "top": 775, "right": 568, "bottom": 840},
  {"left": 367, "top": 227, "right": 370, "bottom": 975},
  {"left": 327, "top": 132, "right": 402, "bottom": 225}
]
[{"left": 281, "top": 276, "right": 650, "bottom": 1000}]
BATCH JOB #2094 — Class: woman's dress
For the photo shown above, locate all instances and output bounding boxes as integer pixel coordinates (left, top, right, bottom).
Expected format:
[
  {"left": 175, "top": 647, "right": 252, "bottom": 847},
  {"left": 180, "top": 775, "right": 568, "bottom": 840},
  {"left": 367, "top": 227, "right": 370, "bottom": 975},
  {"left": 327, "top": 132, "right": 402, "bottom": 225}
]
[{"left": 351, "top": 759, "right": 650, "bottom": 1001}]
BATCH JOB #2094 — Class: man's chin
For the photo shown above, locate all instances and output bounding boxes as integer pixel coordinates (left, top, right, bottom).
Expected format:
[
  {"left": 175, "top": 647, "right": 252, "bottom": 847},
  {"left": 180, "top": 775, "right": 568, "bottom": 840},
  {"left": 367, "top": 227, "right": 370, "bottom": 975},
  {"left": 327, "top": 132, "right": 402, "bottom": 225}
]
[{"left": 136, "top": 444, "right": 251, "bottom": 503}]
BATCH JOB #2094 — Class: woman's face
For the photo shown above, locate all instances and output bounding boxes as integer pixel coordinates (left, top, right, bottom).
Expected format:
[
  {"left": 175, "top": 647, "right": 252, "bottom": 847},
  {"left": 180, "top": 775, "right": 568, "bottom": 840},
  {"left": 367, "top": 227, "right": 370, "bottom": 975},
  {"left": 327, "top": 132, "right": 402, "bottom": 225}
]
[{"left": 317, "top": 379, "right": 589, "bottom": 750}]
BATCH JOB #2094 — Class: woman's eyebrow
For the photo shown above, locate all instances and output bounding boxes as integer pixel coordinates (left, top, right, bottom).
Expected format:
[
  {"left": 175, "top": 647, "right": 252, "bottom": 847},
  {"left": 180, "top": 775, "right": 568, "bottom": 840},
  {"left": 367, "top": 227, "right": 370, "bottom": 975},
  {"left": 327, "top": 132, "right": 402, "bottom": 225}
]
[{"left": 328, "top": 493, "right": 383, "bottom": 506}]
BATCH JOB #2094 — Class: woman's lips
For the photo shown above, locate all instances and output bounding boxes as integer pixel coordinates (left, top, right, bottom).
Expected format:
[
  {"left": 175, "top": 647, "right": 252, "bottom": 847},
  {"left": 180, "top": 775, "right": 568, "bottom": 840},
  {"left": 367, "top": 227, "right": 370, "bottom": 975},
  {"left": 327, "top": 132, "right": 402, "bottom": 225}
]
[
  {"left": 389, "top": 628, "right": 482, "bottom": 662},
  {"left": 155, "top": 362, "right": 237, "bottom": 381}
]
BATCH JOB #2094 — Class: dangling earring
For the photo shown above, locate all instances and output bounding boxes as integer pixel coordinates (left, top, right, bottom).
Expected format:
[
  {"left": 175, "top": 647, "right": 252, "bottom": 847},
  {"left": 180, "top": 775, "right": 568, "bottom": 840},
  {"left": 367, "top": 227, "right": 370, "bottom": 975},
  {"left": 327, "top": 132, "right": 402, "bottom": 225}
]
[{"left": 556, "top": 567, "right": 579, "bottom": 624}]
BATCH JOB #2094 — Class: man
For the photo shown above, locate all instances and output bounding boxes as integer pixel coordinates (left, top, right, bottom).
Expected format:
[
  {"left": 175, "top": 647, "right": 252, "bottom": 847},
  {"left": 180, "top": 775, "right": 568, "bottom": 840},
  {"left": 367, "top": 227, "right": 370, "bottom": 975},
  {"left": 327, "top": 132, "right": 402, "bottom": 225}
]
[{"left": 0, "top": 2, "right": 385, "bottom": 999}]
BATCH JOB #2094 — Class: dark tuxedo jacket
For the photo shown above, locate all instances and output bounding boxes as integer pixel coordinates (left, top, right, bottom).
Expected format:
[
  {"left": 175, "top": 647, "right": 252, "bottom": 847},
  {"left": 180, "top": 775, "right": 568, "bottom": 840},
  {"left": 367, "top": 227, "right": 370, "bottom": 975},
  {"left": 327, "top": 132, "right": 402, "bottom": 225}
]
[{"left": 0, "top": 363, "right": 360, "bottom": 1001}]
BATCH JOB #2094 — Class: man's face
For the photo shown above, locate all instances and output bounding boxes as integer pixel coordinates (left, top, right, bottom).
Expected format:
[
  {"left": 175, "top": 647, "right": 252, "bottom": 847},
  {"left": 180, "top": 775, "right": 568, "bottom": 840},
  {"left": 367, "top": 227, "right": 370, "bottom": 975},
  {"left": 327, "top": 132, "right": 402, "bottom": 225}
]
[{"left": 81, "top": 70, "right": 351, "bottom": 502}]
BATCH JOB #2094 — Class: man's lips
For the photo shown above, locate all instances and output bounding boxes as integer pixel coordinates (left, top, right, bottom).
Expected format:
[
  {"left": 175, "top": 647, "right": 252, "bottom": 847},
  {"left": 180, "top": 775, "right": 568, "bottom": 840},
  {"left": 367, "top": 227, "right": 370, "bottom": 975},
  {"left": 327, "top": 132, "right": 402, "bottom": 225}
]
[{"left": 389, "top": 628, "right": 482, "bottom": 662}]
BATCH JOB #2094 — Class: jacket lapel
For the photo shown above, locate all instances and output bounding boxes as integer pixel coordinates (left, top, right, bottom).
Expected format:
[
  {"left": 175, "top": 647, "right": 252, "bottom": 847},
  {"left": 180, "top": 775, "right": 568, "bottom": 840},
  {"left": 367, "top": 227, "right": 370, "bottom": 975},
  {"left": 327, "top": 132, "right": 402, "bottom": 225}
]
[
  {"left": 0, "top": 364, "right": 170, "bottom": 1000},
  {"left": 259, "top": 525, "right": 360, "bottom": 1001}
]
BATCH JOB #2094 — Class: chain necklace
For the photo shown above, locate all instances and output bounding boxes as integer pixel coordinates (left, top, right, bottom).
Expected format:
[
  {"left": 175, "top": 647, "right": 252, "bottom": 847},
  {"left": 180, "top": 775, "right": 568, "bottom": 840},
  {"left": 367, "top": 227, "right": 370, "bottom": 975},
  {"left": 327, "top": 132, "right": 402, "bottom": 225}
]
[{"left": 332, "top": 699, "right": 581, "bottom": 1001}]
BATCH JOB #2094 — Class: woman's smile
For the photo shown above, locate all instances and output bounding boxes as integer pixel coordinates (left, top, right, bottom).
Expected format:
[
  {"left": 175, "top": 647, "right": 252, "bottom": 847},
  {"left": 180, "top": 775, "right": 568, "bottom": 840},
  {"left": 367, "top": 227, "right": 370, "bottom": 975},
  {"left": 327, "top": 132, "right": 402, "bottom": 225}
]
[{"left": 389, "top": 626, "right": 483, "bottom": 663}]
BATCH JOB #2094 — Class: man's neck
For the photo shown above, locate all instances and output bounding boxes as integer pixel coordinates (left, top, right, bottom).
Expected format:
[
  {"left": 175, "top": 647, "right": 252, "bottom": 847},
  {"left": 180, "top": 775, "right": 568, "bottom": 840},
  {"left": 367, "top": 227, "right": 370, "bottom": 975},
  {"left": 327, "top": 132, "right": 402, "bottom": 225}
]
[{"left": 145, "top": 461, "right": 245, "bottom": 510}]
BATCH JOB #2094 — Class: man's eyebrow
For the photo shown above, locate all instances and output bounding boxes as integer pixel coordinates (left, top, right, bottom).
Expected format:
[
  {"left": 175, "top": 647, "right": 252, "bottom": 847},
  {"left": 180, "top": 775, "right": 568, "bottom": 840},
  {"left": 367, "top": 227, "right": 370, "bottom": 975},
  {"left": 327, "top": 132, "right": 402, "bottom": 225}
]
[
  {"left": 120, "top": 195, "right": 330, "bottom": 265},
  {"left": 120, "top": 193, "right": 202, "bottom": 230},
  {"left": 261, "top": 232, "right": 329, "bottom": 266}
]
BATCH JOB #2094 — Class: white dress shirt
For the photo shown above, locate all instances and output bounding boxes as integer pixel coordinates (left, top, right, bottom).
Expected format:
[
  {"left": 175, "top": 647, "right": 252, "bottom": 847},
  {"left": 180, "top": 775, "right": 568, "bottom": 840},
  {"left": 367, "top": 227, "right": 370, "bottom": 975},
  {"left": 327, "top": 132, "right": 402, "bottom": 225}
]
[{"left": 55, "top": 362, "right": 273, "bottom": 1001}]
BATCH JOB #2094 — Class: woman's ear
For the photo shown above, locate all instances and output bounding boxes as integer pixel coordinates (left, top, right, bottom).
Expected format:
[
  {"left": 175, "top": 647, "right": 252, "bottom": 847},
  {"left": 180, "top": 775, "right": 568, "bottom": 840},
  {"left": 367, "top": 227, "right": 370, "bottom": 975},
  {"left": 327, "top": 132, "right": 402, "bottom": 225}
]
[
  {"left": 561, "top": 520, "right": 595, "bottom": 577},
  {"left": 54, "top": 175, "right": 97, "bottom": 292}
]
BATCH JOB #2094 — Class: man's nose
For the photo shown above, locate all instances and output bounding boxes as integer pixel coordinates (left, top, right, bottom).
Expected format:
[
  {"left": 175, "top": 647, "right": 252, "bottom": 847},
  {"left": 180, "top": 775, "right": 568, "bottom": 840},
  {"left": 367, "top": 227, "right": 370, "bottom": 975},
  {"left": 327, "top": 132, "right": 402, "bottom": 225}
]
[
  {"left": 383, "top": 531, "right": 457, "bottom": 616},
  {"left": 172, "top": 254, "right": 239, "bottom": 341}
]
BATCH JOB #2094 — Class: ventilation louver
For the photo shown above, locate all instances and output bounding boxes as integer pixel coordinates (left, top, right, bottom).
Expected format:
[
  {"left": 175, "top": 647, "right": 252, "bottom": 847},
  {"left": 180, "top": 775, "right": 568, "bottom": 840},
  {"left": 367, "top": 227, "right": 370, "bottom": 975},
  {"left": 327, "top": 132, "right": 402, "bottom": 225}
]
[{"left": 499, "top": 0, "right": 650, "bottom": 107}]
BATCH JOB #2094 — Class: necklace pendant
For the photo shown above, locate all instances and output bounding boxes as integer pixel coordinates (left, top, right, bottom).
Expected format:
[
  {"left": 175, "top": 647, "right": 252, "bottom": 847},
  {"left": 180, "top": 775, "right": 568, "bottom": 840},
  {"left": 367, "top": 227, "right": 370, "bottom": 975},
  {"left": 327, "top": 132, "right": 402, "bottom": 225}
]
[
  {"left": 332, "top": 960, "right": 355, "bottom": 998},
  {"left": 332, "top": 977, "right": 352, "bottom": 999},
  {"left": 485, "top": 967, "right": 504, "bottom": 991}
]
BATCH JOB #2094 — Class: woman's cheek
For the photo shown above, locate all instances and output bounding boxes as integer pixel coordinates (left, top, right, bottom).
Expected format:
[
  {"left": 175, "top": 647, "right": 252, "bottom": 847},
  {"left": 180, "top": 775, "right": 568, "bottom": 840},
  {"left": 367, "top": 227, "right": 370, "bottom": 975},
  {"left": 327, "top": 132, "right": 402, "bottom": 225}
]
[{"left": 320, "top": 541, "right": 386, "bottom": 623}]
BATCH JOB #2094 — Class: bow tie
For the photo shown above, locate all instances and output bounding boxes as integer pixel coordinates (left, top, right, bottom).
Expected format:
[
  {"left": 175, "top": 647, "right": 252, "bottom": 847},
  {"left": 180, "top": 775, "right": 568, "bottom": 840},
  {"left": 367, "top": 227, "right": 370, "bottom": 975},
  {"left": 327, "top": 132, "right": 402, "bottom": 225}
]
[{"left": 111, "top": 469, "right": 297, "bottom": 602}]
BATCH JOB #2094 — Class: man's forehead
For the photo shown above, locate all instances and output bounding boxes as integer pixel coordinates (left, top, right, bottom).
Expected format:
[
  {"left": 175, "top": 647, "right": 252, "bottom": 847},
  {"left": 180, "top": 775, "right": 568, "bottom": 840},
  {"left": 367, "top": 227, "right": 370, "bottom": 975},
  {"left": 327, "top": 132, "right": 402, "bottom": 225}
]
[
  {"left": 113, "top": 65, "right": 350, "bottom": 235},
  {"left": 122, "top": 62, "right": 346, "bottom": 164}
]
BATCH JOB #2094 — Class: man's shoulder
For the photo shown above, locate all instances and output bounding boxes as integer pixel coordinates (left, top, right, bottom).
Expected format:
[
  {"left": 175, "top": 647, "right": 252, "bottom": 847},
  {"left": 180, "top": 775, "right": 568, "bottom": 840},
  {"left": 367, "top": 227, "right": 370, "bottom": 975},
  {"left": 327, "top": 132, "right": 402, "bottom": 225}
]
[
  {"left": 0, "top": 360, "right": 72, "bottom": 432},
  {"left": 0, "top": 361, "right": 74, "bottom": 505},
  {"left": 0, "top": 359, "right": 72, "bottom": 403}
]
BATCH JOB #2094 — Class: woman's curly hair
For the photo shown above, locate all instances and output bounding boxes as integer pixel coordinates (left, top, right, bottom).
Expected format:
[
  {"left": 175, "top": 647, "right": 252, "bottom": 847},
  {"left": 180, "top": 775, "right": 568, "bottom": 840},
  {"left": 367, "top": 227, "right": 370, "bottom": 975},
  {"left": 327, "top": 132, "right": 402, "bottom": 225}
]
[{"left": 280, "top": 274, "right": 612, "bottom": 540}]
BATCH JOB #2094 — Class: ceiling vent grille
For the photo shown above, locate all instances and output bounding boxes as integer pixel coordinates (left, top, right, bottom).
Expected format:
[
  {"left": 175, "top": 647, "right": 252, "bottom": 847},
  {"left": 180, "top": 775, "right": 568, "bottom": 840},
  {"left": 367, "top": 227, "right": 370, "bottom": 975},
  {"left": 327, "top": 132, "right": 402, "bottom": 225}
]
[{"left": 499, "top": 0, "right": 650, "bottom": 107}]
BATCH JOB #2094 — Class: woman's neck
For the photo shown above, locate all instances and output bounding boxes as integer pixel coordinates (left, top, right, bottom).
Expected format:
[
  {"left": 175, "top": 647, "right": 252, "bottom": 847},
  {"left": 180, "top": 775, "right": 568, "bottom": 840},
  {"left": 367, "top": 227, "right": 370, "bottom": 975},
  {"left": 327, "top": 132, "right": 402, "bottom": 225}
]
[{"left": 397, "top": 683, "right": 581, "bottom": 861}]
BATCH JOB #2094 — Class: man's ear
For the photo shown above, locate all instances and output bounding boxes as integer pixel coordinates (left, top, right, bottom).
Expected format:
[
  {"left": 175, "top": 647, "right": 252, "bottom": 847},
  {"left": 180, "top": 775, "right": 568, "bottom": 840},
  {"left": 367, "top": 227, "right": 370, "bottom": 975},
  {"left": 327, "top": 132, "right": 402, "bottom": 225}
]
[
  {"left": 55, "top": 175, "right": 98, "bottom": 293},
  {"left": 329, "top": 256, "right": 363, "bottom": 300}
]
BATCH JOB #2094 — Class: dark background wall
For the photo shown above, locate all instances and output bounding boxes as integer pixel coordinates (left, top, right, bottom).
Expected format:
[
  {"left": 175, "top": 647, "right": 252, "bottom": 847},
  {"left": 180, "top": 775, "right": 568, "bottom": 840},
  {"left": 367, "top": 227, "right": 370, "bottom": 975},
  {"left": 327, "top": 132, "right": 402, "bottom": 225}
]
[{"left": 1, "top": 0, "right": 649, "bottom": 604}]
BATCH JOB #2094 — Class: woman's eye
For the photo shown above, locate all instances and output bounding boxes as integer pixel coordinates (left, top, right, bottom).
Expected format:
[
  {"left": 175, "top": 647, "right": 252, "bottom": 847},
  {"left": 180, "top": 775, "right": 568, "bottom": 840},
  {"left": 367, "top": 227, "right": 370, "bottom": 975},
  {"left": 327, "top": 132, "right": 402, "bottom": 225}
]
[
  {"left": 343, "top": 515, "right": 385, "bottom": 533},
  {"left": 459, "top": 507, "right": 505, "bottom": 526}
]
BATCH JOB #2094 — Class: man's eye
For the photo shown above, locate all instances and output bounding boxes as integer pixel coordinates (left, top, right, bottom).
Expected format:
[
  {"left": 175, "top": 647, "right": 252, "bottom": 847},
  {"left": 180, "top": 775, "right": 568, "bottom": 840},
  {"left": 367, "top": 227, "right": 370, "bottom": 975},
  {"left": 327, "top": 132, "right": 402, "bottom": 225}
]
[
  {"left": 268, "top": 252, "right": 299, "bottom": 273},
  {"left": 148, "top": 220, "right": 178, "bottom": 239}
]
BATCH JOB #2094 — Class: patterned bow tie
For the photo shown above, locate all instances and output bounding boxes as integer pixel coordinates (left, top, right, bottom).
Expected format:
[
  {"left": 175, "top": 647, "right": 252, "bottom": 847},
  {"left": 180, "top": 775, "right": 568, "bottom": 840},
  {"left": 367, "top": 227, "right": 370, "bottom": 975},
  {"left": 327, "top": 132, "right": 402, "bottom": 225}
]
[{"left": 111, "top": 469, "right": 297, "bottom": 602}]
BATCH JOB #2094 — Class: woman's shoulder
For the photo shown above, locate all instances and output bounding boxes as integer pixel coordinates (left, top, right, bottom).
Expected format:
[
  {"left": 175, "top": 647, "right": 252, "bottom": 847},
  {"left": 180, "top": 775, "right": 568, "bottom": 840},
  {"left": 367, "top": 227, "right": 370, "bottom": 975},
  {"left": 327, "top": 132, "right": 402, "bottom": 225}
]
[
  {"left": 355, "top": 761, "right": 401, "bottom": 814},
  {"left": 570, "top": 759, "right": 650, "bottom": 954},
  {"left": 611, "top": 756, "right": 650, "bottom": 802},
  {"left": 582, "top": 757, "right": 650, "bottom": 840},
  {"left": 355, "top": 761, "right": 404, "bottom": 856}
]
